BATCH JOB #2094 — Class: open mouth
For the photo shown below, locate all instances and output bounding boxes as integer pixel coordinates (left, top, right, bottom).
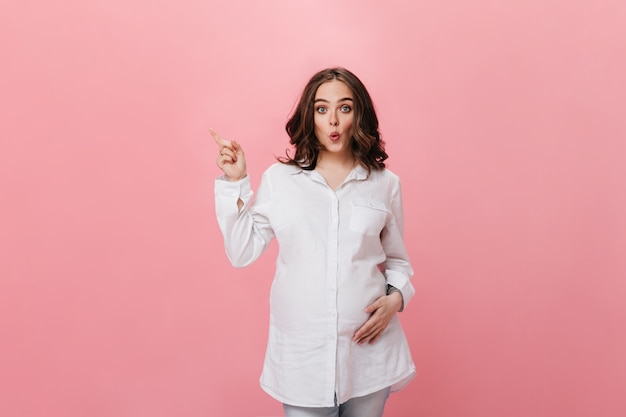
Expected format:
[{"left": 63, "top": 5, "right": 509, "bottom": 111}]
[{"left": 330, "top": 132, "right": 340, "bottom": 141}]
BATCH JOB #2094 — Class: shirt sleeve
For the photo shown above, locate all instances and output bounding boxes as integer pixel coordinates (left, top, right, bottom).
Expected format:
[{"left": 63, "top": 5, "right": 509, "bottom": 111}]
[
  {"left": 381, "top": 175, "right": 415, "bottom": 309},
  {"left": 214, "top": 171, "right": 275, "bottom": 267}
]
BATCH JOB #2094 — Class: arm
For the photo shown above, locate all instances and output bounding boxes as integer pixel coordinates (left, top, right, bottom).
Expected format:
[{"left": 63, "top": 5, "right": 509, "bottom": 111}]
[
  {"left": 380, "top": 176, "right": 415, "bottom": 308},
  {"left": 212, "top": 129, "right": 274, "bottom": 267},
  {"left": 353, "top": 175, "right": 415, "bottom": 345}
]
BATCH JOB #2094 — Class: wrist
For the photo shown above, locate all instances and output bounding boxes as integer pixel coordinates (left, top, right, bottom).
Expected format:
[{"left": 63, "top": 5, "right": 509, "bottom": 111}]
[
  {"left": 386, "top": 285, "right": 404, "bottom": 312},
  {"left": 227, "top": 173, "right": 247, "bottom": 182},
  {"left": 387, "top": 291, "right": 403, "bottom": 312}
]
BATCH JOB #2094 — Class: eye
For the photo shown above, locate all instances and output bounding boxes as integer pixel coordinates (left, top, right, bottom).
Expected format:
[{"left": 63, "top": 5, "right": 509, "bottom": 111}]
[
  {"left": 316, "top": 106, "right": 327, "bottom": 114},
  {"left": 340, "top": 105, "right": 352, "bottom": 113}
]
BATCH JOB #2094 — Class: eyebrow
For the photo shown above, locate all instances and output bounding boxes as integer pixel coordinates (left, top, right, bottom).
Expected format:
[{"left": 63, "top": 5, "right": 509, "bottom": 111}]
[{"left": 314, "top": 97, "right": 354, "bottom": 103}]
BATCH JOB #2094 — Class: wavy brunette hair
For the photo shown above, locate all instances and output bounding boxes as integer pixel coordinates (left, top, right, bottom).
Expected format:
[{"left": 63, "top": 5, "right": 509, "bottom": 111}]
[{"left": 279, "top": 67, "right": 388, "bottom": 172}]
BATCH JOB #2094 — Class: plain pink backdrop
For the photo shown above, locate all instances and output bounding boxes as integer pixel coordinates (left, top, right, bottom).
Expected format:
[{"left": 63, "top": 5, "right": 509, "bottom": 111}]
[{"left": 2, "top": 1, "right": 625, "bottom": 416}]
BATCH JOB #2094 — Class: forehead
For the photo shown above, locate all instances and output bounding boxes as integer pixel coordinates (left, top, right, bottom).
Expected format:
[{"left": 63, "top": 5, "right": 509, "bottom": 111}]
[{"left": 314, "top": 80, "right": 353, "bottom": 99}]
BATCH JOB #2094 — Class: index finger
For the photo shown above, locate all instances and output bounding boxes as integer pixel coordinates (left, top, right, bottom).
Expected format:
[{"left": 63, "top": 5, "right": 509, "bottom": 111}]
[
  {"left": 209, "top": 128, "right": 231, "bottom": 149},
  {"left": 353, "top": 319, "right": 373, "bottom": 341}
]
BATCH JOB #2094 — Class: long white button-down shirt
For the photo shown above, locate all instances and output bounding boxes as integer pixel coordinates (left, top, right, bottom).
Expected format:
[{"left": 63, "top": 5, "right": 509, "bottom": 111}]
[{"left": 214, "top": 163, "right": 415, "bottom": 407}]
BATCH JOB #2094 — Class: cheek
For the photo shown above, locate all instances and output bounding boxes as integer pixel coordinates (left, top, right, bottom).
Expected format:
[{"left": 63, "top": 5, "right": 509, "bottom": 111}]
[
  {"left": 314, "top": 114, "right": 324, "bottom": 129},
  {"left": 344, "top": 115, "right": 355, "bottom": 131},
  {"left": 313, "top": 117, "right": 325, "bottom": 139}
]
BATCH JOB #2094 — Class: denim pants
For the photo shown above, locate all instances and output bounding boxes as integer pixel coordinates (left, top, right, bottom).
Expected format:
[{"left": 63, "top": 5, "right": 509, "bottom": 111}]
[{"left": 283, "top": 387, "right": 391, "bottom": 417}]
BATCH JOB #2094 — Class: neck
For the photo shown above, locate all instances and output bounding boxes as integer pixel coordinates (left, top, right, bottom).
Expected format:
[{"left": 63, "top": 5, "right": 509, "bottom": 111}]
[{"left": 317, "top": 150, "right": 356, "bottom": 170}]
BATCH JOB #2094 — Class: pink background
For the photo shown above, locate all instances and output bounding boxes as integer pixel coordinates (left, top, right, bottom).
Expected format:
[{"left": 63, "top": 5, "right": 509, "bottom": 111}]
[{"left": 2, "top": 1, "right": 625, "bottom": 416}]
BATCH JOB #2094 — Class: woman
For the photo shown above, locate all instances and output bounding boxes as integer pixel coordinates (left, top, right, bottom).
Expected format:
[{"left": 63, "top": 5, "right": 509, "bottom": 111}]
[{"left": 212, "top": 67, "right": 415, "bottom": 417}]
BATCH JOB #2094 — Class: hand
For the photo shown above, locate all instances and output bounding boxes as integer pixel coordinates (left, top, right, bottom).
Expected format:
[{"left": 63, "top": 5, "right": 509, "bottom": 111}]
[
  {"left": 353, "top": 292, "right": 403, "bottom": 345},
  {"left": 211, "top": 128, "right": 247, "bottom": 181}
]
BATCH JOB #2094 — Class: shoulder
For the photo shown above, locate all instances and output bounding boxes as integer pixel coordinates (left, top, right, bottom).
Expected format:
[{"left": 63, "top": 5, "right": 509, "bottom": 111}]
[
  {"left": 262, "top": 162, "right": 302, "bottom": 179},
  {"left": 367, "top": 167, "right": 401, "bottom": 185}
]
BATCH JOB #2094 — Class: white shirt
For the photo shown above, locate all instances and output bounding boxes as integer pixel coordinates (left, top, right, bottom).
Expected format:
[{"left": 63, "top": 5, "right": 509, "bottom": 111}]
[{"left": 214, "top": 163, "right": 415, "bottom": 407}]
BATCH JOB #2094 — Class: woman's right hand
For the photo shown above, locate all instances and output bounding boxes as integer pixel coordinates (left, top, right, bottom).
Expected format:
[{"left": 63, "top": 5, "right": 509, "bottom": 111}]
[{"left": 211, "top": 129, "right": 247, "bottom": 181}]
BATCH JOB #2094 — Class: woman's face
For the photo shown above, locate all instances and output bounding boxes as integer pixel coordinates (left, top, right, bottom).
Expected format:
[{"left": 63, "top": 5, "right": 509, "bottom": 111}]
[{"left": 313, "top": 80, "right": 355, "bottom": 158}]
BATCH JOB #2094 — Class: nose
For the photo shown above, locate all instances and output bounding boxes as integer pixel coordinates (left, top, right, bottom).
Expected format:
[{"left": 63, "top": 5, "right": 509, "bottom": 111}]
[{"left": 329, "top": 112, "right": 339, "bottom": 126}]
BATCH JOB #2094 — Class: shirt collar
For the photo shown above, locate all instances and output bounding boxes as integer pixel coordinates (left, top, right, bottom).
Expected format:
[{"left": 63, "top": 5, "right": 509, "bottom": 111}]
[
  {"left": 351, "top": 164, "right": 369, "bottom": 180},
  {"left": 294, "top": 164, "right": 370, "bottom": 181}
]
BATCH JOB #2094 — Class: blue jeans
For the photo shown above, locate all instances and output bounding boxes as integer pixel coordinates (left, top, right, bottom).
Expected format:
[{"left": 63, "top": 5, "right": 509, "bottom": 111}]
[{"left": 283, "top": 387, "right": 391, "bottom": 417}]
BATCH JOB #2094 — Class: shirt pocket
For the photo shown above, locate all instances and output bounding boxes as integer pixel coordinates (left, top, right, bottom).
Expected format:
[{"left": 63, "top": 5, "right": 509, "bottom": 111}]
[{"left": 349, "top": 198, "right": 389, "bottom": 236}]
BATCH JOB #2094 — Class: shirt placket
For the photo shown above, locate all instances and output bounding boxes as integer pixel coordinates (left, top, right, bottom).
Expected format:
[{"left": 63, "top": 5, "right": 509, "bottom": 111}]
[{"left": 326, "top": 188, "right": 340, "bottom": 402}]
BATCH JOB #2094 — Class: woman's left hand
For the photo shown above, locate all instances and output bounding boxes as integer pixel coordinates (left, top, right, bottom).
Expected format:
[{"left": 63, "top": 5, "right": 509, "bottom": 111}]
[{"left": 353, "top": 292, "right": 403, "bottom": 345}]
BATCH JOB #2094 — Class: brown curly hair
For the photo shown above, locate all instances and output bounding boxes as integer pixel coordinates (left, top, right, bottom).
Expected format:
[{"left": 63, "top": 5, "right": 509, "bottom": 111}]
[{"left": 279, "top": 67, "right": 388, "bottom": 172}]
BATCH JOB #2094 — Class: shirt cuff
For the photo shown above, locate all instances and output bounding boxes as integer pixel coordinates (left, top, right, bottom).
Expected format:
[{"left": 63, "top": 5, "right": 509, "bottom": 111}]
[
  {"left": 214, "top": 175, "right": 252, "bottom": 217},
  {"left": 385, "top": 271, "right": 415, "bottom": 311}
]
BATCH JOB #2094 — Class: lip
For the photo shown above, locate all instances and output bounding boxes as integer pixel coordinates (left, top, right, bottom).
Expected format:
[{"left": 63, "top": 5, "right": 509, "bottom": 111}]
[{"left": 329, "top": 132, "right": 340, "bottom": 141}]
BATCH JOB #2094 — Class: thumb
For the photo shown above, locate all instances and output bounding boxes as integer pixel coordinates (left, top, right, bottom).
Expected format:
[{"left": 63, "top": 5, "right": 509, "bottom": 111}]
[
  {"left": 364, "top": 298, "right": 382, "bottom": 314},
  {"left": 232, "top": 140, "right": 244, "bottom": 155}
]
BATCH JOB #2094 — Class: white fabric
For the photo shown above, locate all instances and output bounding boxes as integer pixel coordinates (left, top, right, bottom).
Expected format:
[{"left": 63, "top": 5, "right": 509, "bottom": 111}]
[{"left": 214, "top": 163, "right": 416, "bottom": 407}]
